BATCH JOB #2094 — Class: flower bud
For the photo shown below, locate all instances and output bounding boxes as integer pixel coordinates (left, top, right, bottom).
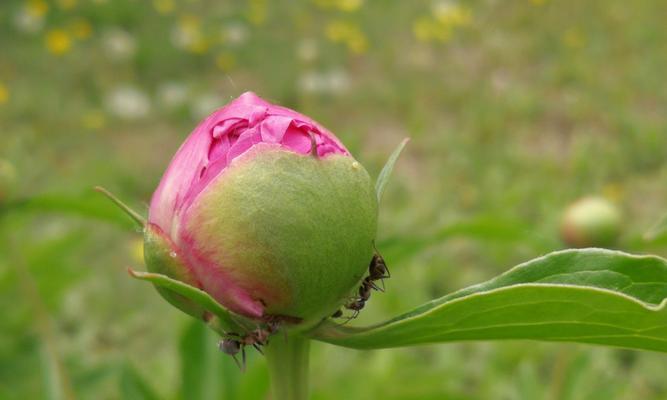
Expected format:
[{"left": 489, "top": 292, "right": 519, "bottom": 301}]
[
  {"left": 560, "top": 196, "right": 621, "bottom": 248},
  {"left": 145, "top": 92, "right": 378, "bottom": 328}
]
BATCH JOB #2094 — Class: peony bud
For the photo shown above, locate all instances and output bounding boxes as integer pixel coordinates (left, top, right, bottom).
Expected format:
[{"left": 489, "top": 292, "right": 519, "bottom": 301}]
[
  {"left": 145, "top": 92, "right": 378, "bottom": 328},
  {"left": 560, "top": 196, "right": 622, "bottom": 248}
]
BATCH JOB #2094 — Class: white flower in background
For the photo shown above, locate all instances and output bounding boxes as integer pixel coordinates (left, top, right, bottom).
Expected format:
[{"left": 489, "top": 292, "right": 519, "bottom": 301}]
[
  {"left": 432, "top": 0, "right": 455, "bottom": 16},
  {"left": 171, "top": 25, "right": 194, "bottom": 50},
  {"left": 299, "top": 71, "right": 323, "bottom": 93},
  {"left": 102, "top": 28, "right": 137, "bottom": 62},
  {"left": 105, "top": 86, "right": 151, "bottom": 120},
  {"left": 298, "top": 68, "right": 350, "bottom": 95},
  {"left": 171, "top": 16, "right": 208, "bottom": 53},
  {"left": 157, "top": 81, "right": 189, "bottom": 109},
  {"left": 190, "top": 93, "right": 224, "bottom": 120},
  {"left": 327, "top": 69, "right": 350, "bottom": 92},
  {"left": 222, "top": 22, "right": 249, "bottom": 47},
  {"left": 297, "top": 38, "right": 319, "bottom": 63},
  {"left": 13, "top": 8, "right": 44, "bottom": 34},
  {"left": 432, "top": 0, "right": 470, "bottom": 26}
]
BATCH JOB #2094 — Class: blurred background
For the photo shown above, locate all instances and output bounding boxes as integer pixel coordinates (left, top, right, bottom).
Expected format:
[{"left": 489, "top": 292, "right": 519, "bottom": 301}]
[{"left": 1, "top": 0, "right": 667, "bottom": 399}]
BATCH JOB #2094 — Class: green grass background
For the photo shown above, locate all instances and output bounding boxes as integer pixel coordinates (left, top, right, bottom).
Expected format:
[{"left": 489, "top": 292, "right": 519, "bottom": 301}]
[{"left": 1, "top": 0, "right": 666, "bottom": 399}]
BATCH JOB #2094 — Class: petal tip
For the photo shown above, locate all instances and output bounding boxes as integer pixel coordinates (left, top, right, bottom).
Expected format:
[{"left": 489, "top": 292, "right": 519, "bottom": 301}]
[{"left": 236, "top": 91, "right": 266, "bottom": 106}]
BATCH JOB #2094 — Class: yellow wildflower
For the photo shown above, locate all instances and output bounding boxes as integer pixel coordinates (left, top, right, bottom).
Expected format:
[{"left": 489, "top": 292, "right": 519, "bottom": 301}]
[
  {"left": 0, "top": 83, "right": 9, "bottom": 105},
  {"left": 433, "top": 4, "right": 471, "bottom": 27},
  {"left": 82, "top": 110, "right": 106, "bottom": 130},
  {"left": 179, "top": 14, "right": 200, "bottom": 31},
  {"left": 337, "top": 0, "right": 363, "bottom": 12},
  {"left": 189, "top": 39, "right": 209, "bottom": 54},
  {"left": 215, "top": 53, "right": 236, "bottom": 71},
  {"left": 414, "top": 17, "right": 436, "bottom": 42},
  {"left": 247, "top": 0, "right": 267, "bottom": 26},
  {"left": 562, "top": 28, "right": 585, "bottom": 49},
  {"left": 175, "top": 15, "right": 209, "bottom": 54},
  {"left": 313, "top": 0, "right": 363, "bottom": 12},
  {"left": 413, "top": 3, "right": 471, "bottom": 43},
  {"left": 56, "top": 0, "right": 77, "bottom": 10},
  {"left": 153, "top": 0, "right": 175, "bottom": 14},
  {"left": 26, "top": 0, "right": 48, "bottom": 17},
  {"left": 347, "top": 34, "right": 367, "bottom": 54},
  {"left": 325, "top": 20, "right": 348, "bottom": 42},
  {"left": 325, "top": 20, "right": 368, "bottom": 54},
  {"left": 45, "top": 29, "right": 72, "bottom": 55}
]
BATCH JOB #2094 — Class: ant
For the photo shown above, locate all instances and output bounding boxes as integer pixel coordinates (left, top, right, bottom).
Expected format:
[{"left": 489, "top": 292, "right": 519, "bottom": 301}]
[
  {"left": 333, "top": 250, "right": 391, "bottom": 321},
  {"left": 219, "top": 328, "right": 269, "bottom": 371},
  {"left": 330, "top": 247, "right": 390, "bottom": 321},
  {"left": 368, "top": 252, "right": 390, "bottom": 288},
  {"left": 219, "top": 319, "right": 282, "bottom": 371},
  {"left": 343, "top": 277, "right": 377, "bottom": 318}
]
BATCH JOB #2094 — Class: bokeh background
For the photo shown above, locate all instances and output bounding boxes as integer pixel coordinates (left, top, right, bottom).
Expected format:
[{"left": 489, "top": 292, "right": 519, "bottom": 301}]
[{"left": 2, "top": 0, "right": 667, "bottom": 399}]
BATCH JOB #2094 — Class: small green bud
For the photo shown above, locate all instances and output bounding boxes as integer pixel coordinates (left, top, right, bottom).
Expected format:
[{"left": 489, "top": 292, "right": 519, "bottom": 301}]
[{"left": 560, "top": 196, "right": 622, "bottom": 248}]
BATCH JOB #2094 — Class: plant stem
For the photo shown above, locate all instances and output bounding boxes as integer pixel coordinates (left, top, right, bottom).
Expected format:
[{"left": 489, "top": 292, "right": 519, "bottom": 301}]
[{"left": 264, "top": 335, "right": 310, "bottom": 400}]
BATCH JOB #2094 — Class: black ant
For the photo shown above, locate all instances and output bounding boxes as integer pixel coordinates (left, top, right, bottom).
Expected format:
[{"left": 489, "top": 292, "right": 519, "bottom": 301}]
[
  {"left": 219, "top": 319, "right": 282, "bottom": 370},
  {"left": 344, "top": 298, "right": 366, "bottom": 320},
  {"left": 368, "top": 252, "right": 390, "bottom": 289},
  {"left": 332, "top": 248, "right": 391, "bottom": 322},
  {"left": 219, "top": 329, "right": 269, "bottom": 371},
  {"left": 339, "top": 275, "right": 381, "bottom": 320}
]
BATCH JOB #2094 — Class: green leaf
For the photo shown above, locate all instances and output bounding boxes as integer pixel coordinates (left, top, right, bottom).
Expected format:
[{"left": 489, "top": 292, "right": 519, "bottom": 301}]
[
  {"left": 39, "top": 342, "right": 73, "bottom": 400},
  {"left": 128, "top": 269, "right": 255, "bottom": 334},
  {"left": 3, "top": 191, "right": 136, "bottom": 229},
  {"left": 375, "top": 138, "right": 409, "bottom": 203},
  {"left": 179, "top": 321, "right": 229, "bottom": 400},
  {"left": 310, "top": 249, "right": 667, "bottom": 354}
]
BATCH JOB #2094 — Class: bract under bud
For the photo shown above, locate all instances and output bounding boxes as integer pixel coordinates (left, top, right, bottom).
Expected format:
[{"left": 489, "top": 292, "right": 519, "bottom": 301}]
[
  {"left": 145, "top": 92, "right": 378, "bottom": 328},
  {"left": 560, "top": 196, "right": 622, "bottom": 248},
  {"left": 143, "top": 223, "right": 208, "bottom": 319}
]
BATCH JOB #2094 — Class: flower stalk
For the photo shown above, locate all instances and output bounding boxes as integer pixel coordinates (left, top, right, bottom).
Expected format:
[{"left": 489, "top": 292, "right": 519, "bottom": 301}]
[{"left": 264, "top": 335, "right": 311, "bottom": 400}]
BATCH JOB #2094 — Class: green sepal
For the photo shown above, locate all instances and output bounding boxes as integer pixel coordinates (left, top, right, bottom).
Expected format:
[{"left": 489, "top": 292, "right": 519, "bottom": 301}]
[
  {"left": 142, "top": 224, "right": 210, "bottom": 320},
  {"left": 375, "top": 138, "right": 409, "bottom": 204},
  {"left": 128, "top": 268, "right": 254, "bottom": 333},
  {"left": 94, "top": 186, "right": 146, "bottom": 228},
  {"left": 142, "top": 225, "right": 255, "bottom": 332}
]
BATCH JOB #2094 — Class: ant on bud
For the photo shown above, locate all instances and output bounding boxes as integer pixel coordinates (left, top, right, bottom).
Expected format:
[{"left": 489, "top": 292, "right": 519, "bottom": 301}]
[
  {"left": 219, "top": 328, "right": 269, "bottom": 371},
  {"left": 368, "top": 252, "right": 390, "bottom": 290},
  {"left": 219, "top": 318, "right": 284, "bottom": 371},
  {"left": 344, "top": 297, "right": 366, "bottom": 320},
  {"left": 333, "top": 247, "right": 391, "bottom": 322},
  {"left": 343, "top": 276, "right": 376, "bottom": 318}
]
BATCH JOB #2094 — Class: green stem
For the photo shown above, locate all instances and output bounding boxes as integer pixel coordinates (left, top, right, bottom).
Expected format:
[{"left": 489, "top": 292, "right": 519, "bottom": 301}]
[{"left": 264, "top": 335, "right": 310, "bottom": 400}]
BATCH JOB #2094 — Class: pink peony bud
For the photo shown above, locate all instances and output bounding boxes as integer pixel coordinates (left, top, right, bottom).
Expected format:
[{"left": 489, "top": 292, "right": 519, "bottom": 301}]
[{"left": 145, "top": 92, "right": 377, "bottom": 328}]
